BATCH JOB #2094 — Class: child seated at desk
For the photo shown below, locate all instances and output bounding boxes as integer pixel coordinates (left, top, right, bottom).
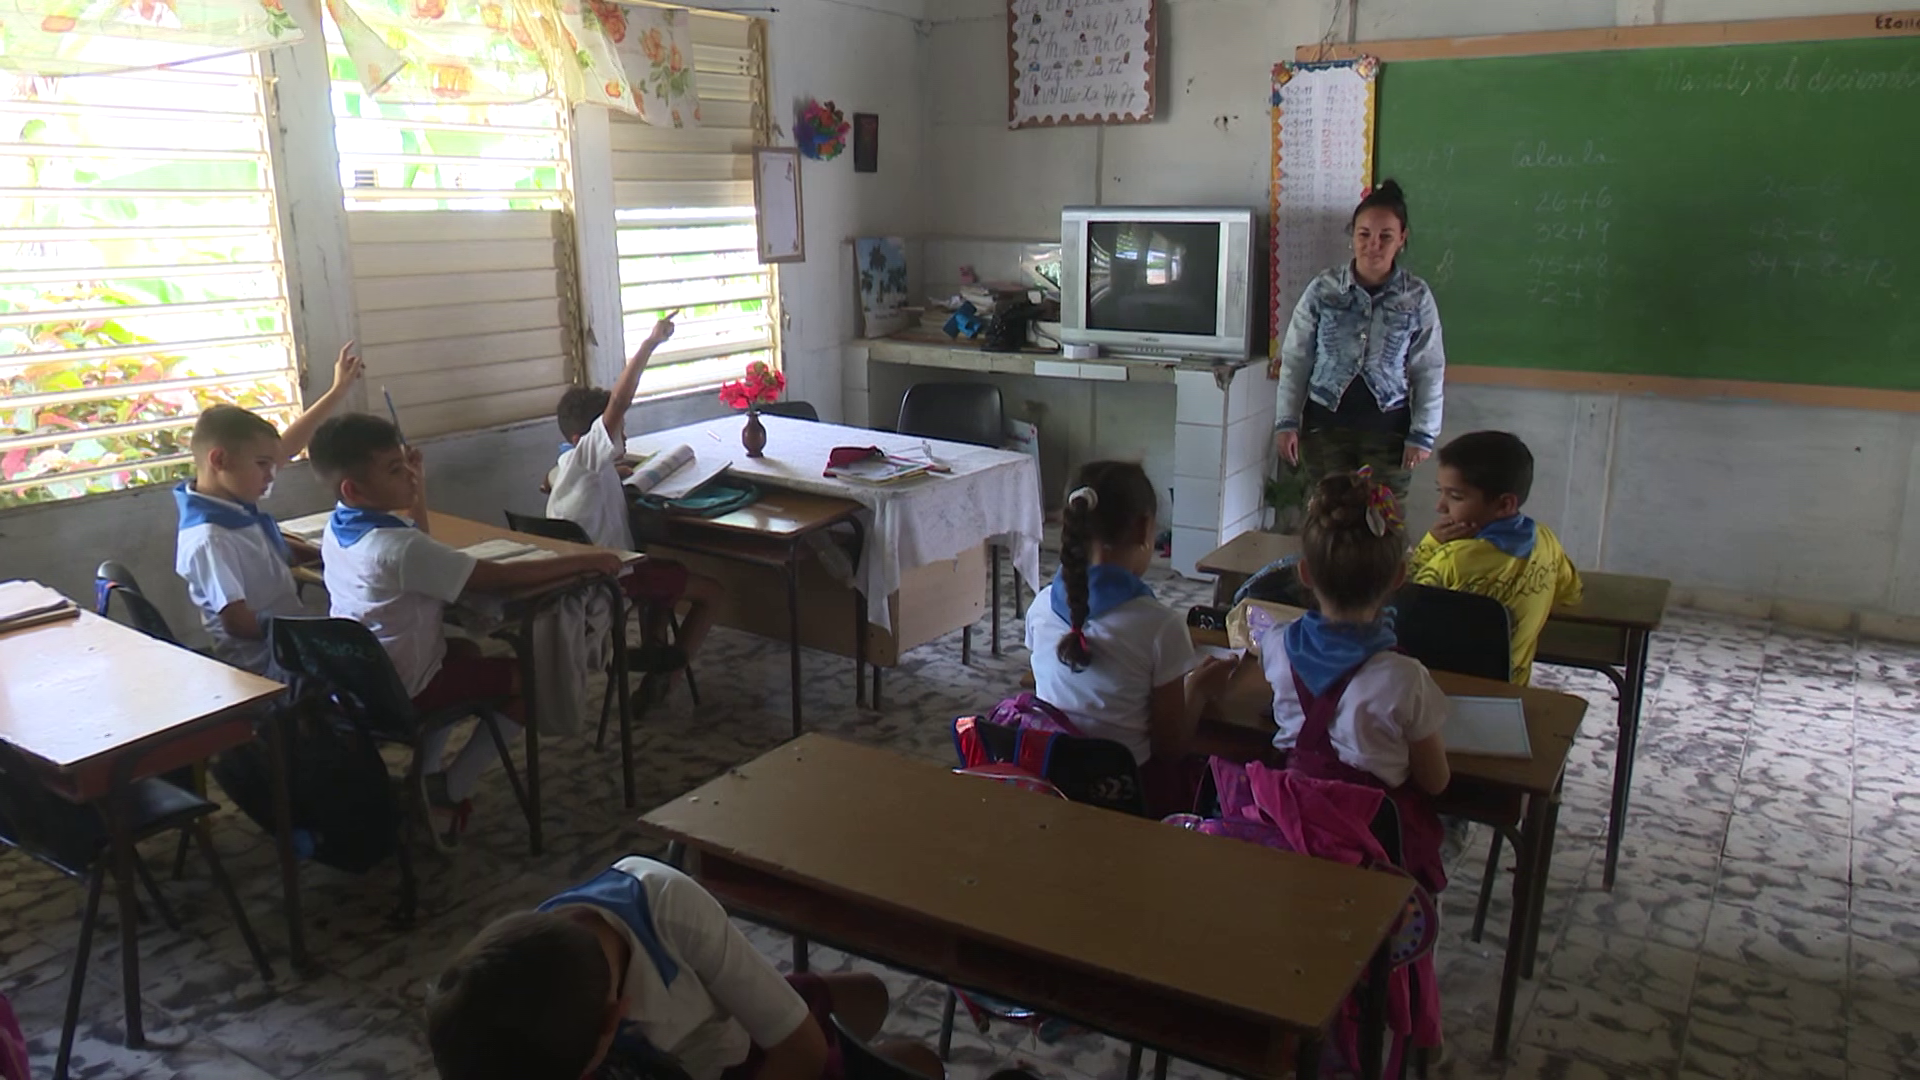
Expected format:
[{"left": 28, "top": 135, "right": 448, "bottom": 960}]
[
  {"left": 309, "top": 414, "right": 622, "bottom": 840},
  {"left": 549, "top": 315, "right": 721, "bottom": 695},
  {"left": 1259, "top": 468, "right": 1451, "bottom": 891},
  {"left": 426, "top": 856, "right": 942, "bottom": 1080},
  {"left": 173, "top": 342, "right": 362, "bottom": 678},
  {"left": 1409, "top": 430, "right": 1583, "bottom": 685},
  {"left": 1024, "top": 462, "right": 1235, "bottom": 813}
]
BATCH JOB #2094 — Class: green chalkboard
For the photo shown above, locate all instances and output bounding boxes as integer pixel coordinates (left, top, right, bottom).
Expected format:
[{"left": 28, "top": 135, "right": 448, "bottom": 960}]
[{"left": 1375, "top": 37, "right": 1920, "bottom": 390}]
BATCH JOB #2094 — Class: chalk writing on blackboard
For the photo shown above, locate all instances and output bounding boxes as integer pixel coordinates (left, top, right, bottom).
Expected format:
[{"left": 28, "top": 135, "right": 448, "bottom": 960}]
[{"left": 1007, "top": 0, "right": 1157, "bottom": 129}]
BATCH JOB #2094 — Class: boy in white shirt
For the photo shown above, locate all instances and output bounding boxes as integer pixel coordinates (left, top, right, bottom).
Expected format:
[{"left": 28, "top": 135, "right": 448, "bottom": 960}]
[
  {"left": 309, "top": 413, "right": 623, "bottom": 842},
  {"left": 427, "top": 856, "right": 942, "bottom": 1080},
  {"left": 174, "top": 342, "right": 363, "bottom": 677},
  {"left": 548, "top": 316, "right": 720, "bottom": 691}
]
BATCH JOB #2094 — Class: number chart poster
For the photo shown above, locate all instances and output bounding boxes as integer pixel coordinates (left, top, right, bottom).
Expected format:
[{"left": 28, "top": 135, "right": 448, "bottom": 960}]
[
  {"left": 1008, "top": 0, "right": 1158, "bottom": 129},
  {"left": 1269, "top": 57, "right": 1379, "bottom": 362}
]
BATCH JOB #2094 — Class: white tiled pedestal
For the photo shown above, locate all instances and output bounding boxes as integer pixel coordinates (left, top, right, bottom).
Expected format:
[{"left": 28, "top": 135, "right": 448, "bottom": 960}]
[{"left": 1171, "top": 366, "right": 1276, "bottom": 579}]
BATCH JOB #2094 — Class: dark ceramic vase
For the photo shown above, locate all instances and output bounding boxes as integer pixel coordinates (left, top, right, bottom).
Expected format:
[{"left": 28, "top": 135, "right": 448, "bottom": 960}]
[{"left": 742, "top": 409, "right": 767, "bottom": 458}]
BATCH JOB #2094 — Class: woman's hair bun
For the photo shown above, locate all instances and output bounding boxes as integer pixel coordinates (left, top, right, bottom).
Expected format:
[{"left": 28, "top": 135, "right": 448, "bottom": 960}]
[{"left": 1372, "top": 178, "right": 1405, "bottom": 202}]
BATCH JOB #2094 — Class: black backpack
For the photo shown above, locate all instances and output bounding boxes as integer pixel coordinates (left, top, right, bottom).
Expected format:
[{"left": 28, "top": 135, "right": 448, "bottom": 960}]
[{"left": 211, "top": 696, "right": 400, "bottom": 873}]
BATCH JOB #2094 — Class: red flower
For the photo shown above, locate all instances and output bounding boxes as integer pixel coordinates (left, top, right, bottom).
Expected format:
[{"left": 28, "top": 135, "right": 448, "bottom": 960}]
[{"left": 717, "top": 360, "right": 786, "bottom": 410}]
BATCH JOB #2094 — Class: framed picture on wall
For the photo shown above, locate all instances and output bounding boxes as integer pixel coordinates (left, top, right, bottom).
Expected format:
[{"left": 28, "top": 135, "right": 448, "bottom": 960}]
[
  {"left": 752, "top": 146, "right": 805, "bottom": 263},
  {"left": 853, "top": 113, "right": 878, "bottom": 173}
]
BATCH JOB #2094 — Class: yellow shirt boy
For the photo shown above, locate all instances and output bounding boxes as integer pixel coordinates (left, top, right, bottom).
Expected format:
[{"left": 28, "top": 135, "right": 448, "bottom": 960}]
[{"left": 1409, "top": 431, "right": 1582, "bottom": 685}]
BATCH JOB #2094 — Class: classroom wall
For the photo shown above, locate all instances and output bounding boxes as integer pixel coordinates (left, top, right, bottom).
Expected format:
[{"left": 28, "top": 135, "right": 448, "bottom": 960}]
[
  {"left": 917, "top": 0, "right": 1920, "bottom": 632},
  {"left": 0, "top": 0, "right": 928, "bottom": 641}
]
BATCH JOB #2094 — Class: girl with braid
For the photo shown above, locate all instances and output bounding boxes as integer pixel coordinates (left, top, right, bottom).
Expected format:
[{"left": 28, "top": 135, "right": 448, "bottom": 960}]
[{"left": 1024, "top": 462, "right": 1236, "bottom": 813}]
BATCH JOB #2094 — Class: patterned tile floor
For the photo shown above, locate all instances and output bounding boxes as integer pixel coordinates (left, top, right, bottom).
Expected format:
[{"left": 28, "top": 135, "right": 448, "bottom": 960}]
[{"left": 3, "top": 562, "right": 1917, "bottom": 1079}]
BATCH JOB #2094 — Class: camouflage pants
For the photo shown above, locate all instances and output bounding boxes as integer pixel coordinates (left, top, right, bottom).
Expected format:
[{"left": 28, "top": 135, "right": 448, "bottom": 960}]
[{"left": 1299, "top": 426, "right": 1413, "bottom": 513}]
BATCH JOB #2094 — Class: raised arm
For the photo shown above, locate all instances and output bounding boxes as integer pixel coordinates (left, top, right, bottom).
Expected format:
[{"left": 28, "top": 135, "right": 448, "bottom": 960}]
[
  {"left": 600, "top": 316, "right": 677, "bottom": 447},
  {"left": 279, "top": 342, "right": 363, "bottom": 461}
]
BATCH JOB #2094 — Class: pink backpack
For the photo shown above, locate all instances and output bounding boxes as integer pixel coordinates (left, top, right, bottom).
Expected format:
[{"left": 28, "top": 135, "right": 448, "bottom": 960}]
[{"left": 986, "top": 692, "right": 1082, "bottom": 736}]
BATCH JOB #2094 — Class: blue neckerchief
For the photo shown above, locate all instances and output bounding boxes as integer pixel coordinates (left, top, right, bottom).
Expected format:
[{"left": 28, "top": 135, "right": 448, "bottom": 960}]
[
  {"left": 538, "top": 865, "right": 681, "bottom": 988},
  {"left": 1049, "top": 564, "right": 1155, "bottom": 624},
  {"left": 174, "top": 482, "right": 290, "bottom": 562},
  {"left": 558, "top": 441, "right": 574, "bottom": 456},
  {"left": 328, "top": 502, "right": 412, "bottom": 548},
  {"left": 1283, "top": 609, "right": 1398, "bottom": 696},
  {"left": 1477, "top": 514, "right": 1537, "bottom": 559}
]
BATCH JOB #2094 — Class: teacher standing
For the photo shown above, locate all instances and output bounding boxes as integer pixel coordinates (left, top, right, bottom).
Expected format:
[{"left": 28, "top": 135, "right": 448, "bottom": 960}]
[{"left": 1271, "top": 180, "right": 1445, "bottom": 508}]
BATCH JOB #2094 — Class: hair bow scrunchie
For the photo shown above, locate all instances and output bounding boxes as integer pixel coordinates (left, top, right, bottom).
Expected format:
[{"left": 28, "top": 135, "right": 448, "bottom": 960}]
[{"left": 1354, "top": 465, "right": 1402, "bottom": 537}]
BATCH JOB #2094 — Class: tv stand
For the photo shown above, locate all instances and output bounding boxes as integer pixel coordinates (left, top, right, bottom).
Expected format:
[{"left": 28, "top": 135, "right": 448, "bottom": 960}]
[{"left": 860, "top": 333, "right": 1275, "bottom": 578}]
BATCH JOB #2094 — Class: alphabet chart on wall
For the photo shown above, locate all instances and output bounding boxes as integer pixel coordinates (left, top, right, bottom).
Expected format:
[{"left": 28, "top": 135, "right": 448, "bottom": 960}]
[
  {"left": 1269, "top": 57, "right": 1379, "bottom": 364},
  {"left": 1007, "top": 0, "right": 1157, "bottom": 129}
]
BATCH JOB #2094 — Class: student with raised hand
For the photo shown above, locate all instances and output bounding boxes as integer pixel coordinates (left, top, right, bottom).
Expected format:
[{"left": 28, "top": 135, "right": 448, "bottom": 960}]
[
  {"left": 309, "top": 413, "right": 623, "bottom": 843},
  {"left": 1410, "top": 430, "right": 1583, "bottom": 685},
  {"left": 174, "top": 341, "right": 363, "bottom": 677},
  {"left": 549, "top": 314, "right": 722, "bottom": 691},
  {"left": 1258, "top": 467, "right": 1451, "bottom": 891},
  {"left": 1024, "top": 461, "right": 1236, "bottom": 813},
  {"left": 1272, "top": 180, "right": 1447, "bottom": 507}
]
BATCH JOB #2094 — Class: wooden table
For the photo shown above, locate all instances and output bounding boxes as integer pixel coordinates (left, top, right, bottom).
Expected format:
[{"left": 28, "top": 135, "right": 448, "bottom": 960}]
[
  {"left": 640, "top": 735, "right": 1414, "bottom": 1080},
  {"left": 1197, "top": 532, "right": 1669, "bottom": 889},
  {"left": 284, "top": 511, "right": 640, "bottom": 855},
  {"left": 635, "top": 488, "right": 867, "bottom": 737},
  {"left": 1207, "top": 660, "right": 1586, "bottom": 1057},
  {"left": 0, "top": 609, "right": 295, "bottom": 1047}
]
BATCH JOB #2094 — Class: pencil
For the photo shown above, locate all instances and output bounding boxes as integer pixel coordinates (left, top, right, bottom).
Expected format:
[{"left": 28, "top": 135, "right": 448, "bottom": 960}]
[{"left": 384, "top": 388, "right": 406, "bottom": 444}]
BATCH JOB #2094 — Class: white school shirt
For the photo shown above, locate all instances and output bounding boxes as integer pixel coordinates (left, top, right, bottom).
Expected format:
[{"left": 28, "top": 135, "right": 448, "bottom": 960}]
[
  {"left": 552, "top": 857, "right": 811, "bottom": 1080},
  {"left": 547, "top": 415, "right": 631, "bottom": 551},
  {"left": 1260, "top": 642, "right": 1449, "bottom": 788},
  {"left": 1024, "top": 584, "right": 1199, "bottom": 763},
  {"left": 320, "top": 508, "right": 477, "bottom": 697},
  {"left": 175, "top": 493, "right": 302, "bottom": 678}
]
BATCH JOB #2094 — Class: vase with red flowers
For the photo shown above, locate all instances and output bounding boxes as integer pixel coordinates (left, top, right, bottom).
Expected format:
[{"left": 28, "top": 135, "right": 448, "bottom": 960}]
[{"left": 718, "top": 359, "right": 786, "bottom": 457}]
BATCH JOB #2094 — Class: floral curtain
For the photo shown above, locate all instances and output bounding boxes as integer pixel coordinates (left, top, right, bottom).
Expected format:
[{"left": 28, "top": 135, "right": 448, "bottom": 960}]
[
  {"left": 327, "top": 0, "right": 553, "bottom": 103},
  {"left": 602, "top": 2, "right": 698, "bottom": 127},
  {"left": 0, "top": 0, "right": 303, "bottom": 77},
  {"left": 506, "top": 0, "right": 631, "bottom": 113}
]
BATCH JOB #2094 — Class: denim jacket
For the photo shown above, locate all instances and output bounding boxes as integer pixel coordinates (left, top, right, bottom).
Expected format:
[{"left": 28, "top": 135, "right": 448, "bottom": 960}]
[{"left": 1275, "top": 265, "right": 1447, "bottom": 451}]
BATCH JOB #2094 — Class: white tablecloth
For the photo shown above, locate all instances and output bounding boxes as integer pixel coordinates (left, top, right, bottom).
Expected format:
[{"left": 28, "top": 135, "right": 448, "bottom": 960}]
[{"left": 626, "top": 415, "right": 1044, "bottom": 632}]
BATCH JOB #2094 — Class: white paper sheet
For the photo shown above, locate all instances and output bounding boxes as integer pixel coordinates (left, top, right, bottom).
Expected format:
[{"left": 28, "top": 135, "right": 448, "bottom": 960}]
[
  {"left": 1444, "top": 695, "right": 1533, "bottom": 760},
  {"left": 1271, "top": 58, "right": 1378, "bottom": 350}
]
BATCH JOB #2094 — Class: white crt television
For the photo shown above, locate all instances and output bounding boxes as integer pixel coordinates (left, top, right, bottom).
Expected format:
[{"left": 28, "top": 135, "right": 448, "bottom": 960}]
[{"left": 1059, "top": 206, "right": 1257, "bottom": 361}]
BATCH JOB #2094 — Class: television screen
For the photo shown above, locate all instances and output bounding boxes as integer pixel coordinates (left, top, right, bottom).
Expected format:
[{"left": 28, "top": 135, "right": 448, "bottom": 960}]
[{"left": 1084, "top": 221, "right": 1221, "bottom": 337}]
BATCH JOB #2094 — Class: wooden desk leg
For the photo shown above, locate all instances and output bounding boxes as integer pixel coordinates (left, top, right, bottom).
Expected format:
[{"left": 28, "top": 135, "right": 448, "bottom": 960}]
[
  {"left": 847, "top": 519, "right": 870, "bottom": 710},
  {"left": 1492, "top": 790, "right": 1551, "bottom": 1057},
  {"left": 1602, "top": 629, "right": 1652, "bottom": 890},
  {"left": 1293, "top": 1036, "right": 1322, "bottom": 1080},
  {"left": 1358, "top": 940, "right": 1390, "bottom": 1080},
  {"left": 103, "top": 788, "right": 146, "bottom": 1047},
  {"left": 1521, "top": 783, "right": 1564, "bottom": 981},
  {"left": 265, "top": 706, "right": 310, "bottom": 972},
  {"left": 786, "top": 548, "right": 803, "bottom": 739},
  {"left": 609, "top": 578, "right": 636, "bottom": 809},
  {"left": 516, "top": 622, "right": 544, "bottom": 857},
  {"left": 991, "top": 545, "right": 1003, "bottom": 658}
]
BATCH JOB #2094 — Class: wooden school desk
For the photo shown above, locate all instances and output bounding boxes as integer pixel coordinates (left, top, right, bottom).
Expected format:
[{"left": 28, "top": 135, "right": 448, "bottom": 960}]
[
  {"left": 1197, "top": 533, "right": 1669, "bottom": 890},
  {"left": 0, "top": 609, "right": 295, "bottom": 1048},
  {"left": 635, "top": 487, "right": 866, "bottom": 736},
  {"left": 641, "top": 734, "right": 1414, "bottom": 1080},
  {"left": 627, "top": 415, "right": 1046, "bottom": 706},
  {"left": 1206, "top": 660, "right": 1586, "bottom": 1057},
  {"left": 283, "top": 510, "right": 638, "bottom": 847}
]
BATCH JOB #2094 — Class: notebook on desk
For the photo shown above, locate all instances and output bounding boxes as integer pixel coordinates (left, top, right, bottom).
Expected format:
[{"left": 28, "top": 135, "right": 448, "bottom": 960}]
[
  {"left": 0, "top": 580, "right": 79, "bottom": 634},
  {"left": 1444, "top": 695, "right": 1533, "bottom": 759}
]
